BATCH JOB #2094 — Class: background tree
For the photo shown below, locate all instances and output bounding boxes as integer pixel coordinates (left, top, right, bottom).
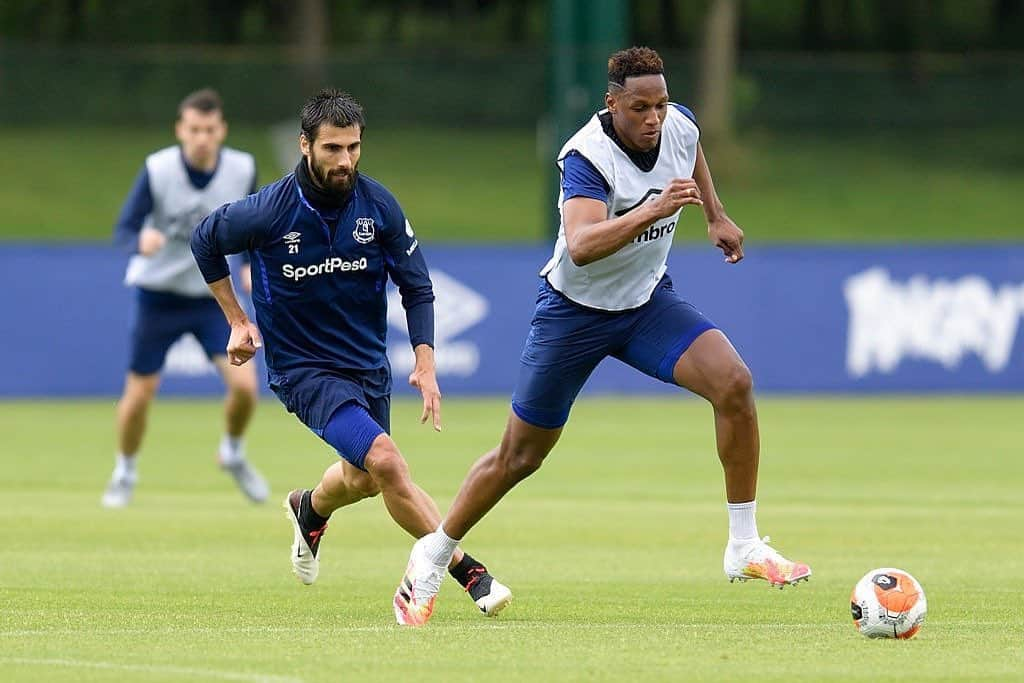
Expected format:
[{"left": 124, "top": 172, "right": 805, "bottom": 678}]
[{"left": 697, "top": 0, "right": 739, "bottom": 145}]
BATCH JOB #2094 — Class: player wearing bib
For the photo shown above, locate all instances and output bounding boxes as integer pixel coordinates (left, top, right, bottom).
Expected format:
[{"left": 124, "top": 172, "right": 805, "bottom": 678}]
[
  {"left": 191, "top": 89, "right": 511, "bottom": 623},
  {"left": 396, "top": 47, "right": 811, "bottom": 624},
  {"left": 103, "top": 89, "right": 268, "bottom": 508}
]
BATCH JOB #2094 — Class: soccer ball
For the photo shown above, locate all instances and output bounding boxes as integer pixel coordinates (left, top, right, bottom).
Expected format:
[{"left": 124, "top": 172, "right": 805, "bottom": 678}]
[{"left": 850, "top": 568, "right": 926, "bottom": 639}]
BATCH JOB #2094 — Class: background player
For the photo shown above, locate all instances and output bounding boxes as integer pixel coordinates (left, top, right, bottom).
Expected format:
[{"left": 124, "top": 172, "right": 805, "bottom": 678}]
[
  {"left": 395, "top": 47, "right": 811, "bottom": 624},
  {"left": 103, "top": 88, "right": 269, "bottom": 508},
  {"left": 190, "top": 88, "right": 511, "bottom": 622}
]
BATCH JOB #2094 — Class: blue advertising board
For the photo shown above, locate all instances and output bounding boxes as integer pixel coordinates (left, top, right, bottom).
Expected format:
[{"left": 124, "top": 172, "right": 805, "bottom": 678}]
[{"left": 1, "top": 244, "right": 1022, "bottom": 396}]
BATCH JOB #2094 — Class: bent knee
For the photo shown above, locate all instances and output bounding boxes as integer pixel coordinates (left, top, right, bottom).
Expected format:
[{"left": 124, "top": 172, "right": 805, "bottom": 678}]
[
  {"left": 364, "top": 438, "right": 410, "bottom": 484},
  {"left": 499, "top": 442, "right": 548, "bottom": 482},
  {"left": 226, "top": 377, "right": 259, "bottom": 402},
  {"left": 346, "top": 467, "right": 380, "bottom": 498},
  {"left": 122, "top": 374, "right": 160, "bottom": 405},
  {"left": 230, "top": 386, "right": 259, "bottom": 406},
  {"left": 714, "top": 363, "right": 754, "bottom": 410}
]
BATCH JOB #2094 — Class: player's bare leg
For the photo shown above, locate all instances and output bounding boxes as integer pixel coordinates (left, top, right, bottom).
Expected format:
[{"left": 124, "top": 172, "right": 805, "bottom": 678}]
[
  {"left": 310, "top": 458, "right": 487, "bottom": 569},
  {"left": 312, "top": 457, "right": 467, "bottom": 551},
  {"left": 116, "top": 371, "right": 161, "bottom": 457},
  {"left": 444, "top": 415, "right": 562, "bottom": 538},
  {"left": 364, "top": 432, "right": 516, "bottom": 626},
  {"left": 214, "top": 357, "right": 267, "bottom": 502},
  {"left": 354, "top": 435, "right": 439, "bottom": 536},
  {"left": 284, "top": 437, "right": 511, "bottom": 616},
  {"left": 673, "top": 328, "right": 810, "bottom": 587},
  {"left": 103, "top": 371, "right": 161, "bottom": 507},
  {"left": 307, "top": 458, "right": 452, "bottom": 544},
  {"left": 357, "top": 435, "right": 506, "bottom": 622},
  {"left": 393, "top": 415, "right": 556, "bottom": 625},
  {"left": 218, "top": 357, "right": 257, "bottom": 439},
  {"left": 313, "top": 459, "right": 380, "bottom": 510},
  {"left": 283, "top": 459, "right": 375, "bottom": 585},
  {"left": 672, "top": 329, "right": 758, "bottom": 503},
  {"left": 307, "top": 446, "right": 458, "bottom": 516}
]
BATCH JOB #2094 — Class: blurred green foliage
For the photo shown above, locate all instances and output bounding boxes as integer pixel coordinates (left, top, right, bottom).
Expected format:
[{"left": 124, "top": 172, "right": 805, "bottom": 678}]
[
  {"left": 2, "top": 2, "right": 1020, "bottom": 244},
  {"left": 3, "top": 0, "right": 1021, "bottom": 50},
  {"left": 2, "top": 47, "right": 1021, "bottom": 129},
  {"left": 1, "top": 124, "right": 1019, "bottom": 244}
]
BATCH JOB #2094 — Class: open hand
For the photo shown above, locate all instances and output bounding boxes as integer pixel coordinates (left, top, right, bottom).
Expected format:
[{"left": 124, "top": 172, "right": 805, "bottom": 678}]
[{"left": 409, "top": 365, "right": 442, "bottom": 432}]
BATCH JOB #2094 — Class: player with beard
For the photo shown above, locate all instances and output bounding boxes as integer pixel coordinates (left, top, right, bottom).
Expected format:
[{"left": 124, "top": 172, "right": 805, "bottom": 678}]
[{"left": 190, "top": 89, "right": 511, "bottom": 619}]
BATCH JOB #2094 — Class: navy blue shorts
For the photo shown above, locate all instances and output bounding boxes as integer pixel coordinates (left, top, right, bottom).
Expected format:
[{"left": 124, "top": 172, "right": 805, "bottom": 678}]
[
  {"left": 269, "top": 364, "right": 392, "bottom": 439},
  {"left": 511, "top": 275, "right": 717, "bottom": 429},
  {"left": 321, "top": 402, "right": 386, "bottom": 470},
  {"left": 129, "top": 288, "right": 229, "bottom": 375}
]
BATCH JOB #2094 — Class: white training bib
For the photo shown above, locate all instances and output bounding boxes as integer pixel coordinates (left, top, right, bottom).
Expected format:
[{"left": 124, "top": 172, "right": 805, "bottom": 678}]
[
  {"left": 125, "top": 145, "right": 255, "bottom": 297},
  {"left": 541, "top": 104, "right": 699, "bottom": 311}
]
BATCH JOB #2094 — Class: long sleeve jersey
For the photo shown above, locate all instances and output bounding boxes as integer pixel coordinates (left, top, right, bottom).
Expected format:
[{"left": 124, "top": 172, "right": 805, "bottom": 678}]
[{"left": 190, "top": 171, "right": 434, "bottom": 377}]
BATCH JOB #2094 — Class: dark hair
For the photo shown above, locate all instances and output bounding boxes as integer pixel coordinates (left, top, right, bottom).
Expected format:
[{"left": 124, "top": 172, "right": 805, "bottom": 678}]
[
  {"left": 300, "top": 89, "right": 365, "bottom": 142},
  {"left": 178, "top": 88, "right": 223, "bottom": 118},
  {"left": 608, "top": 46, "right": 664, "bottom": 86}
]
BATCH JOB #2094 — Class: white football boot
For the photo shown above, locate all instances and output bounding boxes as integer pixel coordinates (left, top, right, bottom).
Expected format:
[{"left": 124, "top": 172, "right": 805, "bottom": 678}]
[
  {"left": 222, "top": 458, "right": 269, "bottom": 503},
  {"left": 394, "top": 534, "right": 448, "bottom": 626},
  {"left": 724, "top": 536, "right": 811, "bottom": 588},
  {"left": 467, "top": 573, "right": 513, "bottom": 617},
  {"left": 283, "top": 490, "right": 328, "bottom": 585},
  {"left": 101, "top": 471, "right": 136, "bottom": 508}
]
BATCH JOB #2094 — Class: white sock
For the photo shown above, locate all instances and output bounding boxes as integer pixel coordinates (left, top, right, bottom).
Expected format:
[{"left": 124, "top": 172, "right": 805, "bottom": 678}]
[
  {"left": 727, "top": 500, "right": 758, "bottom": 542},
  {"left": 420, "top": 524, "right": 459, "bottom": 566},
  {"left": 219, "top": 435, "right": 245, "bottom": 465},
  {"left": 114, "top": 453, "right": 137, "bottom": 480}
]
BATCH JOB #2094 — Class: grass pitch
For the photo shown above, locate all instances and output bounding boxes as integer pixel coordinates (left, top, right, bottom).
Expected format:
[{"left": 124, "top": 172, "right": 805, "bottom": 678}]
[{"left": 1, "top": 396, "right": 1022, "bottom": 682}]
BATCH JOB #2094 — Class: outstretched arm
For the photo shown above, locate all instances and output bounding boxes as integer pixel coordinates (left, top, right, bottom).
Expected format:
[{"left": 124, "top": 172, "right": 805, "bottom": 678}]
[
  {"left": 379, "top": 201, "right": 441, "bottom": 431},
  {"left": 408, "top": 343, "right": 441, "bottom": 432},
  {"left": 693, "top": 142, "right": 744, "bottom": 264}
]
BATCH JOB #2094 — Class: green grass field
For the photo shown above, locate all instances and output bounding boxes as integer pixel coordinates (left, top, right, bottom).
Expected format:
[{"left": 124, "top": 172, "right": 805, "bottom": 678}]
[
  {"left": 1, "top": 396, "right": 1022, "bottom": 682},
  {"left": 1, "top": 125, "right": 1021, "bottom": 243}
]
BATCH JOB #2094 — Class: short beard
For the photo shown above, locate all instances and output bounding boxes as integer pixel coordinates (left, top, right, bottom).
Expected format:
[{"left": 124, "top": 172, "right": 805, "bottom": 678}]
[{"left": 308, "top": 154, "right": 356, "bottom": 195}]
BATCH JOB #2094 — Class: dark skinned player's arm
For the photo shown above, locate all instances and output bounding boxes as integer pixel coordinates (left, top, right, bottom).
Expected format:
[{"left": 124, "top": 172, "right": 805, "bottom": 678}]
[
  {"left": 692, "top": 143, "right": 744, "bottom": 264},
  {"left": 562, "top": 177, "right": 703, "bottom": 266}
]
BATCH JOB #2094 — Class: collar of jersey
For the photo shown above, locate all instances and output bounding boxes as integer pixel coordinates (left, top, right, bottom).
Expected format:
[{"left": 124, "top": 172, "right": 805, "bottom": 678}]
[
  {"left": 178, "top": 146, "right": 220, "bottom": 189},
  {"left": 294, "top": 159, "right": 354, "bottom": 212}
]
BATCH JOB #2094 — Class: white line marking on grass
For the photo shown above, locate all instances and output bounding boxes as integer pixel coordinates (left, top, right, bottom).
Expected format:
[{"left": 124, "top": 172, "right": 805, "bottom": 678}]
[
  {"left": 2, "top": 620, "right": 1007, "bottom": 642},
  {"left": 0, "top": 658, "right": 303, "bottom": 683},
  {"left": 0, "top": 623, "right": 851, "bottom": 643}
]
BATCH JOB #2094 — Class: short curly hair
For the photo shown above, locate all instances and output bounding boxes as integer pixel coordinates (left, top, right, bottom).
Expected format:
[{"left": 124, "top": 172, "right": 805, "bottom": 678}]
[{"left": 608, "top": 46, "right": 664, "bottom": 86}]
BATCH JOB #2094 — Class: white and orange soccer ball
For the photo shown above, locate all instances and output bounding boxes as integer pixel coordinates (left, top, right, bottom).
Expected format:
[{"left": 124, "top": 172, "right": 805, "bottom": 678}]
[{"left": 850, "top": 568, "right": 927, "bottom": 639}]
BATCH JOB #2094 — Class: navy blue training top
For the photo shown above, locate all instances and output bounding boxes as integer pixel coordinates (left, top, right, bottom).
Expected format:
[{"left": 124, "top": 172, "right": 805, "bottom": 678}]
[{"left": 190, "top": 172, "right": 434, "bottom": 377}]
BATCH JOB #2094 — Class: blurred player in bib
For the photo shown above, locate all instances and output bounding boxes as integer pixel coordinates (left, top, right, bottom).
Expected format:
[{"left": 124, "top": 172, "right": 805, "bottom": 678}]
[
  {"left": 190, "top": 89, "right": 511, "bottom": 623},
  {"left": 104, "top": 89, "right": 268, "bottom": 508},
  {"left": 396, "top": 47, "right": 811, "bottom": 623}
]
